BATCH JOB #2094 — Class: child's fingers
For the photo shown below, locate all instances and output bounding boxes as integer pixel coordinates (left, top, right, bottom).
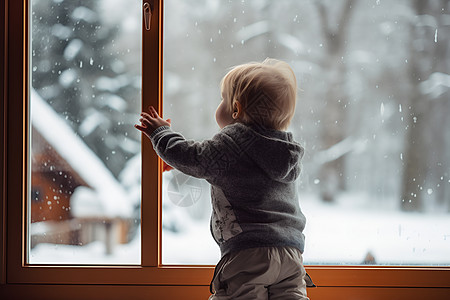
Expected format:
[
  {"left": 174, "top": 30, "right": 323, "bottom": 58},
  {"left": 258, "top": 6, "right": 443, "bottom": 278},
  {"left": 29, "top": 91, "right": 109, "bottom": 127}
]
[
  {"left": 141, "top": 113, "right": 160, "bottom": 127},
  {"left": 141, "top": 119, "right": 152, "bottom": 128},
  {"left": 151, "top": 106, "right": 165, "bottom": 121},
  {"left": 138, "top": 113, "right": 159, "bottom": 129},
  {"left": 139, "top": 116, "right": 152, "bottom": 127},
  {"left": 148, "top": 106, "right": 159, "bottom": 118},
  {"left": 134, "top": 124, "right": 146, "bottom": 131},
  {"left": 141, "top": 111, "right": 153, "bottom": 120}
]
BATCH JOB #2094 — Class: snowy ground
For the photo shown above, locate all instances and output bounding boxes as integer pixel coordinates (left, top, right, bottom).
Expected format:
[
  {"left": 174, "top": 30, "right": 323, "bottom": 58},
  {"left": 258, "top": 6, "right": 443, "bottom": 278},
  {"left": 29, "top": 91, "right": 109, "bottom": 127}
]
[
  {"left": 30, "top": 193, "right": 450, "bottom": 266},
  {"left": 30, "top": 227, "right": 141, "bottom": 265},
  {"left": 163, "top": 193, "right": 450, "bottom": 266},
  {"left": 301, "top": 194, "right": 450, "bottom": 266}
]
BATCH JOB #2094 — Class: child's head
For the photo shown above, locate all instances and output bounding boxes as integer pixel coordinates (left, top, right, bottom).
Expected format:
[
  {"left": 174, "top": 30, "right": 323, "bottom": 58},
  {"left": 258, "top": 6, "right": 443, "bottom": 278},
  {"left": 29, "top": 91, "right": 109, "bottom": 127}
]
[{"left": 218, "top": 58, "right": 297, "bottom": 131}]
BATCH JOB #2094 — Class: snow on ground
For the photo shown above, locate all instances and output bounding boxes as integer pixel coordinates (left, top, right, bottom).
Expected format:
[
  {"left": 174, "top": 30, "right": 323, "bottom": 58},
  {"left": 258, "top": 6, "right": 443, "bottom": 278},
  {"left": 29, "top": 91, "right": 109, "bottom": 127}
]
[
  {"left": 300, "top": 194, "right": 450, "bottom": 265},
  {"left": 163, "top": 193, "right": 450, "bottom": 266},
  {"left": 163, "top": 223, "right": 220, "bottom": 265},
  {"left": 30, "top": 193, "right": 450, "bottom": 266},
  {"left": 30, "top": 227, "right": 141, "bottom": 265}
]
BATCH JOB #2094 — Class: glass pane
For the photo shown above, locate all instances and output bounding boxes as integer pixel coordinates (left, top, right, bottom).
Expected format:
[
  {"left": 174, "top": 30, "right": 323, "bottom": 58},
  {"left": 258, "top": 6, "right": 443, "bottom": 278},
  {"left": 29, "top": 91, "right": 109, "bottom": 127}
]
[
  {"left": 162, "top": 0, "right": 450, "bottom": 265},
  {"left": 28, "top": 0, "right": 142, "bottom": 264}
]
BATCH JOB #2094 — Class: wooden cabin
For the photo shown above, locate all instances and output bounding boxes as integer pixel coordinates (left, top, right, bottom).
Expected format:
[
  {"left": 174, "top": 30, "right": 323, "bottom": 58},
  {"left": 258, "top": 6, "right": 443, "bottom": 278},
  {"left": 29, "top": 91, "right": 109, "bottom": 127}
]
[{"left": 30, "top": 127, "right": 131, "bottom": 253}]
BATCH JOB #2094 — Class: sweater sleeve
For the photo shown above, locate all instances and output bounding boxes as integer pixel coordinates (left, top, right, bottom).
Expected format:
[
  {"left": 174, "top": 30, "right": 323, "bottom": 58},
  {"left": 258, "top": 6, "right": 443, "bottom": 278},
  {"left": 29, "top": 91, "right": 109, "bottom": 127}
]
[{"left": 149, "top": 126, "right": 236, "bottom": 181}]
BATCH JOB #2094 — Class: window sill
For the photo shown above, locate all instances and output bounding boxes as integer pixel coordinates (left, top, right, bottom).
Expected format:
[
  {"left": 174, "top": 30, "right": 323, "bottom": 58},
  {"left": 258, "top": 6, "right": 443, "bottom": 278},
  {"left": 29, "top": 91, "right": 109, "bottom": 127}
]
[{"left": 1, "top": 284, "right": 449, "bottom": 300}]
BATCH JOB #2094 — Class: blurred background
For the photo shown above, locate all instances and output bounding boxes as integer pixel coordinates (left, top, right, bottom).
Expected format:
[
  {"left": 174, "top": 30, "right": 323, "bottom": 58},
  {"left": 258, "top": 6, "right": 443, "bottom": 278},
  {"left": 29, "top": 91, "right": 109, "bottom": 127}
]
[
  {"left": 29, "top": 0, "right": 450, "bottom": 266},
  {"left": 29, "top": 0, "right": 142, "bottom": 264},
  {"left": 161, "top": 0, "right": 450, "bottom": 266}
]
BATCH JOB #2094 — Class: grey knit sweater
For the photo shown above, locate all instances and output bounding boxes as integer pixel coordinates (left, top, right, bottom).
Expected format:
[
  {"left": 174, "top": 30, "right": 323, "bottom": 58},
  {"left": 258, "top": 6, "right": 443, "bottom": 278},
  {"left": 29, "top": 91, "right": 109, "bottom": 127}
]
[{"left": 150, "top": 122, "right": 306, "bottom": 257}]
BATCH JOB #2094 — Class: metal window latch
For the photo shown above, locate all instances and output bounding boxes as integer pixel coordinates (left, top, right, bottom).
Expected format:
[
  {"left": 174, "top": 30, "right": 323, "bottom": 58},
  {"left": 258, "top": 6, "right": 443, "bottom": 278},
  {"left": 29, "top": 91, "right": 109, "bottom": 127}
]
[{"left": 144, "top": 1, "right": 154, "bottom": 30}]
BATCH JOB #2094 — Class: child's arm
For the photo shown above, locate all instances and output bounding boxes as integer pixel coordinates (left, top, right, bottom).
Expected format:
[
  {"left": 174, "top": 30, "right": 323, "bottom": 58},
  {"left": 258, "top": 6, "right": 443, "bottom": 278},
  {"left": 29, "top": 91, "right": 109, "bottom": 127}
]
[
  {"left": 135, "top": 106, "right": 233, "bottom": 180},
  {"left": 151, "top": 129, "right": 231, "bottom": 180}
]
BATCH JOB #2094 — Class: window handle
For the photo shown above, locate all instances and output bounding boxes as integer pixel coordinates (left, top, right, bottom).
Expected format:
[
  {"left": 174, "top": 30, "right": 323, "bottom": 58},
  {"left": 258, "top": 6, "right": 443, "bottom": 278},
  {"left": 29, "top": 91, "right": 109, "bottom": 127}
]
[{"left": 144, "top": 1, "right": 153, "bottom": 30}]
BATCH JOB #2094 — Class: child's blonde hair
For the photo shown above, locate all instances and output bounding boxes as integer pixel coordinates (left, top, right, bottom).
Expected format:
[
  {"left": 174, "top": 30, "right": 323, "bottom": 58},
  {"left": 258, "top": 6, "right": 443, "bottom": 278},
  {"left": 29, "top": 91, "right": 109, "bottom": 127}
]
[{"left": 220, "top": 58, "right": 297, "bottom": 131}]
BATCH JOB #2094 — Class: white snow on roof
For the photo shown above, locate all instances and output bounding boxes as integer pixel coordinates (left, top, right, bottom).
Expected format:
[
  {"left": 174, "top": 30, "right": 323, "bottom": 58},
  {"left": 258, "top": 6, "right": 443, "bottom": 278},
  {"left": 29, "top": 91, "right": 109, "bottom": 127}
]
[{"left": 31, "top": 89, "right": 133, "bottom": 218}]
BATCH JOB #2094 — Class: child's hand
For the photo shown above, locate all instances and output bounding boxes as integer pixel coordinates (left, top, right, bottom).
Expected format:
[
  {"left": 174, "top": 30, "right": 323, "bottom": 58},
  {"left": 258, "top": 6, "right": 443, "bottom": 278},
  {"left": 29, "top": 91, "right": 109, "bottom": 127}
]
[{"left": 135, "top": 106, "right": 171, "bottom": 139}]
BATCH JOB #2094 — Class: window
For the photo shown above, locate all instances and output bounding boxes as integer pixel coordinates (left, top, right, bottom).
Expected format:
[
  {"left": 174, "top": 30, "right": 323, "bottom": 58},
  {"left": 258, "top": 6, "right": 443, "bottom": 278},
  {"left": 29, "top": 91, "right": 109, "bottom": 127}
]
[
  {"left": 29, "top": 0, "right": 142, "bottom": 264},
  {"left": 6, "top": 0, "right": 172, "bottom": 287},
  {"left": 162, "top": 0, "right": 450, "bottom": 266},
  {"left": 2, "top": 0, "right": 450, "bottom": 299}
]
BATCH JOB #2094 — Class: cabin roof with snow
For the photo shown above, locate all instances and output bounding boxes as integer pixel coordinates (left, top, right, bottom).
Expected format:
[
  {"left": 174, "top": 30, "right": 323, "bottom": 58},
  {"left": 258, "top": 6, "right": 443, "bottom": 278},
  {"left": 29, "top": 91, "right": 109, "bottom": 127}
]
[{"left": 31, "top": 89, "right": 134, "bottom": 218}]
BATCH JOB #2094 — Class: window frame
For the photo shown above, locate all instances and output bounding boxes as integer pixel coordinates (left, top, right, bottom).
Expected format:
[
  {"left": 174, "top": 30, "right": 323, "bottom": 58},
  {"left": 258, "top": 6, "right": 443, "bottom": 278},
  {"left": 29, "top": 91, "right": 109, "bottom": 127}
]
[
  {"left": 1, "top": 0, "right": 450, "bottom": 298},
  {"left": 5, "top": 0, "right": 215, "bottom": 286}
]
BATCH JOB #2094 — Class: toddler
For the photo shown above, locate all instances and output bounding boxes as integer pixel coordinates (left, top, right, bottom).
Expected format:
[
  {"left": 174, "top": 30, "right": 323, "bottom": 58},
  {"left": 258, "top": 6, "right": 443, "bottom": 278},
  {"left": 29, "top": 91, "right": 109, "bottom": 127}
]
[{"left": 135, "top": 58, "right": 312, "bottom": 299}]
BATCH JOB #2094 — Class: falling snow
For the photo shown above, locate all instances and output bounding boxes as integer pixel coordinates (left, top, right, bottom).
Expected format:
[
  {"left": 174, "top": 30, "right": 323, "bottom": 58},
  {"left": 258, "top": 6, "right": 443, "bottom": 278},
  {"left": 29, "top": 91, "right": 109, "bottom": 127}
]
[{"left": 27, "top": 0, "right": 450, "bottom": 266}]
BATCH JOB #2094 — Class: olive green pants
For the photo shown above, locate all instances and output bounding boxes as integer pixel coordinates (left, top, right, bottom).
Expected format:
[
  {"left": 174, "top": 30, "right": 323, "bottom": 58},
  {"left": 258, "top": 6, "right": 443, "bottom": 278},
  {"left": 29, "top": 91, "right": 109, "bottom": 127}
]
[{"left": 209, "top": 247, "right": 310, "bottom": 300}]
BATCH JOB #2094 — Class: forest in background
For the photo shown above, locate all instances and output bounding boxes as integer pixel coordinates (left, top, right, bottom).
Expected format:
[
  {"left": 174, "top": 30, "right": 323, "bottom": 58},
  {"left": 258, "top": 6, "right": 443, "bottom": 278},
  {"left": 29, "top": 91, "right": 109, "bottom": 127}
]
[
  {"left": 162, "top": 0, "right": 450, "bottom": 213},
  {"left": 29, "top": 0, "right": 450, "bottom": 264}
]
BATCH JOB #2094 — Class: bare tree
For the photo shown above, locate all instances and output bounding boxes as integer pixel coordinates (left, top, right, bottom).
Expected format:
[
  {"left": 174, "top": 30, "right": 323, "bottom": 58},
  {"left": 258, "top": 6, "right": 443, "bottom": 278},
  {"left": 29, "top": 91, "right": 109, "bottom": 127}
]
[
  {"left": 316, "top": 0, "right": 356, "bottom": 202},
  {"left": 401, "top": 0, "right": 450, "bottom": 211}
]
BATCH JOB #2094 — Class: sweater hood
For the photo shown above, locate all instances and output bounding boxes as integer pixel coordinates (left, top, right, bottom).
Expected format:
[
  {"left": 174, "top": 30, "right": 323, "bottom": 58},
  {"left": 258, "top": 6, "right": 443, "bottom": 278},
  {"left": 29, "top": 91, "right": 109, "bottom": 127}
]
[{"left": 223, "top": 123, "right": 304, "bottom": 183}]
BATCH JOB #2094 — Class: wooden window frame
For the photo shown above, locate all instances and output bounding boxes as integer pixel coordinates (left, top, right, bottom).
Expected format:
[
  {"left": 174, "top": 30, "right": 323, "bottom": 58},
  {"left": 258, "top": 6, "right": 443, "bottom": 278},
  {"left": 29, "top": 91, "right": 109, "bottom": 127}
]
[{"left": 1, "top": 0, "right": 449, "bottom": 299}]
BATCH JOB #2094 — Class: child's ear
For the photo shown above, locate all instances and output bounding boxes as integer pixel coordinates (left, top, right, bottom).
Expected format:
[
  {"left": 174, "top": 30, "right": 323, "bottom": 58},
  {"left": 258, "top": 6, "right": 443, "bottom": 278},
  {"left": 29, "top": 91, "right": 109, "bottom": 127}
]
[{"left": 232, "top": 101, "right": 242, "bottom": 119}]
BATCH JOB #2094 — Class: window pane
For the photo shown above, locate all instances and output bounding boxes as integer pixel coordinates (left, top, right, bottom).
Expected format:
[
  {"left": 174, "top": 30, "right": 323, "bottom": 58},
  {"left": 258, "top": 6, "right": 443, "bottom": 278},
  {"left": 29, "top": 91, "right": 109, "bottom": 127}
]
[
  {"left": 28, "top": 0, "right": 142, "bottom": 264},
  {"left": 162, "top": 0, "right": 450, "bottom": 265}
]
